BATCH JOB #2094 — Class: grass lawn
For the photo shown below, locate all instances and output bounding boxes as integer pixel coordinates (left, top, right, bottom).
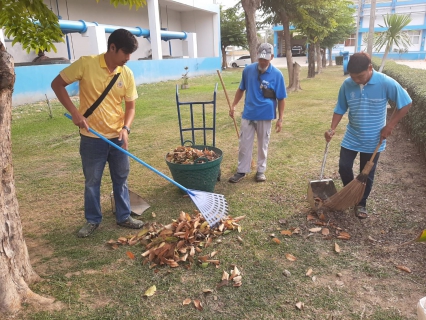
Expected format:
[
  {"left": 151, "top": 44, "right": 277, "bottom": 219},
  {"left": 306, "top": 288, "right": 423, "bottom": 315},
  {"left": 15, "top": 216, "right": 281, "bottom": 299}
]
[{"left": 10, "top": 65, "right": 422, "bottom": 319}]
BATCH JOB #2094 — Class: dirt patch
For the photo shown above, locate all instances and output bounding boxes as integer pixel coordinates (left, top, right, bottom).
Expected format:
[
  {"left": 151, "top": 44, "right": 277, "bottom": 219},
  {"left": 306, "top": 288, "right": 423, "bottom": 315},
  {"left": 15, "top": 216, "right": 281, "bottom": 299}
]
[{"left": 302, "top": 120, "right": 426, "bottom": 319}]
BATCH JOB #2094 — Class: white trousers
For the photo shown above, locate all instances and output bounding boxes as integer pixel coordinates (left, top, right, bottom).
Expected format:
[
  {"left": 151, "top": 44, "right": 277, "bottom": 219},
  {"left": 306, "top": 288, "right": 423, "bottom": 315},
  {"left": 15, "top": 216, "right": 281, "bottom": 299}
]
[{"left": 237, "top": 119, "right": 272, "bottom": 174}]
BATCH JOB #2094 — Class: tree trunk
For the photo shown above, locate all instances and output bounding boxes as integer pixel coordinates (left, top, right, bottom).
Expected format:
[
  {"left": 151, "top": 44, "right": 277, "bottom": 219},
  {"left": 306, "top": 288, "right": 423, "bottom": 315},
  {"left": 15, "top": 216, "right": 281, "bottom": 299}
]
[
  {"left": 379, "top": 44, "right": 390, "bottom": 72},
  {"left": 241, "top": 0, "right": 261, "bottom": 62},
  {"left": 221, "top": 46, "right": 227, "bottom": 69},
  {"left": 328, "top": 47, "right": 333, "bottom": 66},
  {"left": 322, "top": 48, "right": 327, "bottom": 68},
  {"left": 0, "top": 41, "right": 58, "bottom": 316},
  {"left": 279, "top": 11, "right": 294, "bottom": 88},
  {"left": 315, "top": 42, "right": 322, "bottom": 74},
  {"left": 287, "top": 62, "right": 302, "bottom": 92},
  {"left": 307, "top": 43, "right": 316, "bottom": 78}
]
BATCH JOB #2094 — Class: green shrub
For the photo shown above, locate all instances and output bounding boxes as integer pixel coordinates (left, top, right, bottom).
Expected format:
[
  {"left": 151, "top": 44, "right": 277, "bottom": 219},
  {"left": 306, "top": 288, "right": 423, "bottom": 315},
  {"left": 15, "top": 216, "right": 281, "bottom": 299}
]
[{"left": 372, "top": 58, "right": 426, "bottom": 159}]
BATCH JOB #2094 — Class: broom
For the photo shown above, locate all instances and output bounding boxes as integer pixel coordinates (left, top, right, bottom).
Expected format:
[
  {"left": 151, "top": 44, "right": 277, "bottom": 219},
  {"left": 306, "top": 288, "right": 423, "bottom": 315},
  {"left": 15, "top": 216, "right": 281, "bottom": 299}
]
[
  {"left": 323, "top": 140, "right": 382, "bottom": 211},
  {"left": 216, "top": 70, "right": 256, "bottom": 169}
]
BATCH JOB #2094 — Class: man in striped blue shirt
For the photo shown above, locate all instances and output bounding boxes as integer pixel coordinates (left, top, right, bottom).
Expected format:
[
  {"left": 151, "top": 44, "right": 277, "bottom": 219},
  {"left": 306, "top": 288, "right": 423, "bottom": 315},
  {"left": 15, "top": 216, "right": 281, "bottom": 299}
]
[{"left": 325, "top": 52, "right": 412, "bottom": 219}]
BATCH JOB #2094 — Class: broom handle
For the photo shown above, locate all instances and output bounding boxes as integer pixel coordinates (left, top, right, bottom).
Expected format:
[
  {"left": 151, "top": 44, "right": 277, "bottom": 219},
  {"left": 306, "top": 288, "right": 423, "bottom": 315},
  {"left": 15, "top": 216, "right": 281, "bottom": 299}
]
[
  {"left": 319, "top": 142, "right": 330, "bottom": 180},
  {"left": 216, "top": 70, "right": 240, "bottom": 138},
  {"left": 64, "top": 113, "right": 195, "bottom": 196},
  {"left": 361, "top": 140, "right": 382, "bottom": 174}
]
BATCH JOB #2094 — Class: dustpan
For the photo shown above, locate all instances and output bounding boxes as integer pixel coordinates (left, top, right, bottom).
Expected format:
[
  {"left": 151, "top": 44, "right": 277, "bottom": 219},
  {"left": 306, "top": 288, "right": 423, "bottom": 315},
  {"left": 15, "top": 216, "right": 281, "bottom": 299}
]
[
  {"left": 111, "top": 189, "right": 150, "bottom": 216},
  {"left": 307, "top": 142, "right": 337, "bottom": 209}
]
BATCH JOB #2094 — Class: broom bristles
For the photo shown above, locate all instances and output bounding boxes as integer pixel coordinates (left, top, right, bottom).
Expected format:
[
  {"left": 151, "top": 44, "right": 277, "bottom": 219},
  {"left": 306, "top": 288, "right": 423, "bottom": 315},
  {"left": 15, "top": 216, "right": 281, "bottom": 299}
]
[{"left": 323, "top": 173, "right": 368, "bottom": 211}]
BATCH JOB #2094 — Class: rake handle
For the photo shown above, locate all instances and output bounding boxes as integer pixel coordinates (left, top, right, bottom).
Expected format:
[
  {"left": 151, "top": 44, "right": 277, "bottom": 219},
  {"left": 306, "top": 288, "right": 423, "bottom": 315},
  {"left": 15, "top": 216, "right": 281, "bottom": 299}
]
[
  {"left": 216, "top": 70, "right": 240, "bottom": 139},
  {"left": 217, "top": 70, "right": 256, "bottom": 169},
  {"left": 64, "top": 113, "right": 194, "bottom": 196}
]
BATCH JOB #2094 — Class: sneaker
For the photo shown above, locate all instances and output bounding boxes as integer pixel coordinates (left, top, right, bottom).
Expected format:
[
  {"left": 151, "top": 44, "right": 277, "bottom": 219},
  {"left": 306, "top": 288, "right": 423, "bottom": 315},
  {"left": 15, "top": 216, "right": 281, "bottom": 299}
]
[
  {"left": 228, "top": 172, "right": 246, "bottom": 183},
  {"left": 117, "top": 216, "right": 145, "bottom": 229},
  {"left": 355, "top": 206, "right": 369, "bottom": 219},
  {"left": 77, "top": 222, "right": 99, "bottom": 238},
  {"left": 256, "top": 172, "right": 266, "bottom": 182}
]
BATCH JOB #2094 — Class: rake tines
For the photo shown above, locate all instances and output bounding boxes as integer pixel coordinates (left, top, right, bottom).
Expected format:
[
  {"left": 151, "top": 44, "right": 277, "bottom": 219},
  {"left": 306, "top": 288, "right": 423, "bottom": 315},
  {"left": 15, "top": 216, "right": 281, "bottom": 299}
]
[{"left": 188, "top": 189, "right": 229, "bottom": 228}]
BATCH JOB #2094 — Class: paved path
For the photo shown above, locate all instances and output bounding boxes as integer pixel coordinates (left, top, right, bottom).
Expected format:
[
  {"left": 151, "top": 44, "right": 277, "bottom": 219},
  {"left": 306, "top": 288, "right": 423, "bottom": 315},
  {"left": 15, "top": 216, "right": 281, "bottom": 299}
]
[{"left": 272, "top": 56, "right": 426, "bottom": 70}]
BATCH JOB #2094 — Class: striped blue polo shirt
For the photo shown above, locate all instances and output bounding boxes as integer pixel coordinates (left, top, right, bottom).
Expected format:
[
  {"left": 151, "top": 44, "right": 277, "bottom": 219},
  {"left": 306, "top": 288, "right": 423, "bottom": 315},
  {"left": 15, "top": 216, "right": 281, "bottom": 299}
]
[
  {"left": 239, "top": 62, "right": 287, "bottom": 121},
  {"left": 334, "top": 70, "right": 412, "bottom": 153}
]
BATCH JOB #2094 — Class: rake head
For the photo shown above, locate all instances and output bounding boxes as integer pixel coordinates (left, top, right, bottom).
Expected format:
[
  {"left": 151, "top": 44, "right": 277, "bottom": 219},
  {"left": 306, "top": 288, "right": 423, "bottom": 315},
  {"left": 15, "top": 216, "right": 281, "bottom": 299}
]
[{"left": 187, "top": 189, "right": 229, "bottom": 227}]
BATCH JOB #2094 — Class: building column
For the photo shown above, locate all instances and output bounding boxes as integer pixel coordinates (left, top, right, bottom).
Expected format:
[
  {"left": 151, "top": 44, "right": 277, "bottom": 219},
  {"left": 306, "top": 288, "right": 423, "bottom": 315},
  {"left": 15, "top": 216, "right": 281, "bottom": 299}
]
[
  {"left": 82, "top": 26, "right": 107, "bottom": 55},
  {"left": 186, "top": 33, "right": 197, "bottom": 58},
  {"left": 147, "top": 0, "right": 163, "bottom": 60}
]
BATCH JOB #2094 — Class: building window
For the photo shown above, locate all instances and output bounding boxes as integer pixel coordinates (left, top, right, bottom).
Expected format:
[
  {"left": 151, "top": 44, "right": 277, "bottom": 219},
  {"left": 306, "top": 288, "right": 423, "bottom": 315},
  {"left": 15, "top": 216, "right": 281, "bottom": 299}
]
[
  {"left": 406, "top": 30, "right": 420, "bottom": 45},
  {"left": 344, "top": 34, "right": 356, "bottom": 46}
]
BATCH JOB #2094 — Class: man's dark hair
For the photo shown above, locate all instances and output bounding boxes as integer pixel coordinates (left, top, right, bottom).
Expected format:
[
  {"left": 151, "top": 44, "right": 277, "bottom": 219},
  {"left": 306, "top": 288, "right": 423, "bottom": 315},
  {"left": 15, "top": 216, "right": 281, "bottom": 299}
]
[
  {"left": 108, "top": 28, "right": 138, "bottom": 54},
  {"left": 347, "top": 52, "right": 371, "bottom": 74}
]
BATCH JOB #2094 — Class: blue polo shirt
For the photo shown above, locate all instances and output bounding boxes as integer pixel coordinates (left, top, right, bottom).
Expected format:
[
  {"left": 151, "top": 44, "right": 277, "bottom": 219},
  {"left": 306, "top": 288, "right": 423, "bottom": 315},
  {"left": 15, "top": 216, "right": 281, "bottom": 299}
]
[
  {"left": 239, "top": 62, "right": 287, "bottom": 121},
  {"left": 334, "top": 70, "right": 412, "bottom": 153}
]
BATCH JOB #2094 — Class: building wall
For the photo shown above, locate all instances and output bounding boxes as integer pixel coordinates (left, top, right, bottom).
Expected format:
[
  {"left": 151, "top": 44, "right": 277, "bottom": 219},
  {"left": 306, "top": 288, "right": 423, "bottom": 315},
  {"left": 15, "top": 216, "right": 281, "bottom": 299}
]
[
  {"left": 12, "top": 57, "right": 220, "bottom": 106},
  {"left": 1, "top": 0, "right": 221, "bottom": 106}
]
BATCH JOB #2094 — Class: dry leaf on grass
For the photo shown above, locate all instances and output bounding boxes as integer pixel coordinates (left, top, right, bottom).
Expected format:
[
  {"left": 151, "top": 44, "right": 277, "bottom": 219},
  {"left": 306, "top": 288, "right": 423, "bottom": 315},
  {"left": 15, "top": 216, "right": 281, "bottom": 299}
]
[
  {"left": 272, "top": 238, "right": 281, "bottom": 244},
  {"left": 295, "top": 301, "right": 304, "bottom": 310},
  {"left": 337, "top": 231, "right": 351, "bottom": 240},
  {"left": 309, "top": 227, "right": 322, "bottom": 233},
  {"left": 108, "top": 211, "right": 241, "bottom": 270},
  {"left": 182, "top": 298, "right": 191, "bottom": 305},
  {"left": 306, "top": 214, "right": 316, "bottom": 221},
  {"left": 396, "top": 265, "right": 412, "bottom": 273},
  {"left": 286, "top": 253, "right": 297, "bottom": 261},
  {"left": 306, "top": 268, "right": 313, "bottom": 277},
  {"left": 222, "top": 271, "right": 229, "bottom": 280},
  {"left": 322, "top": 228, "right": 330, "bottom": 236},
  {"left": 193, "top": 299, "right": 203, "bottom": 311},
  {"left": 280, "top": 230, "right": 293, "bottom": 236},
  {"left": 126, "top": 251, "right": 135, "bottom": 260},
  {"left": 144, "top": 285, "right": 156, "bottom": 297},
  {"left": 334, "top": 242, "right": 341, "bottom": 253}
]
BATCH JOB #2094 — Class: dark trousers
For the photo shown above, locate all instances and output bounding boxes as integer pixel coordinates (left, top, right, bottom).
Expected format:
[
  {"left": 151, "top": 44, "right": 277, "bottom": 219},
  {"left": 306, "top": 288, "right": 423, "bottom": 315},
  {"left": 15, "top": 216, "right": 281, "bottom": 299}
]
[{"left": 339, "top": 147, "right": 380, "bottom": 207}]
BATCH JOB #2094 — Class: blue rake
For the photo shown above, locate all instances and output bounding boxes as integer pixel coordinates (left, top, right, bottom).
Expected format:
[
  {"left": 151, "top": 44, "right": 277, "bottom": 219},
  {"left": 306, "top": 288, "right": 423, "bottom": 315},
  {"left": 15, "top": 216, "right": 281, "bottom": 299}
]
[{"left": 64, "top": 113, "right": 228, "bottom": 227}]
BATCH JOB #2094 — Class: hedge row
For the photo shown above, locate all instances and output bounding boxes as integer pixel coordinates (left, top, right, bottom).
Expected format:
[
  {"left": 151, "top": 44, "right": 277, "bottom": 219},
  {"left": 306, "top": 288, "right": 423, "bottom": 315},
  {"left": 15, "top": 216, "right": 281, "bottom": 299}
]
[{"left": 372, "top": 58, "right": 426, "bottom": 159}]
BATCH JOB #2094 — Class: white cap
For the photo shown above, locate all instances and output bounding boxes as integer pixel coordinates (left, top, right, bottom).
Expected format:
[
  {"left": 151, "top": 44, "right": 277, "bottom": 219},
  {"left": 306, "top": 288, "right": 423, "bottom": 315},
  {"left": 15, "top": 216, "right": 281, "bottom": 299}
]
[{"left": 257, "top": 43, "right": 273, "bottom": 60}]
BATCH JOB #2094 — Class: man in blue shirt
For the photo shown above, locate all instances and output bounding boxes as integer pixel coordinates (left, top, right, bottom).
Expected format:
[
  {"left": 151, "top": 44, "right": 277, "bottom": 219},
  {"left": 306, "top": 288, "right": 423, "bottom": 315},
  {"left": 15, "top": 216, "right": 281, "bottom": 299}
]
[
  {"left": 325, "top": 52, "right": 412, "bottom": 218},
  {"left": 228, "top": 43, "right": 287, "bottom": 183}
]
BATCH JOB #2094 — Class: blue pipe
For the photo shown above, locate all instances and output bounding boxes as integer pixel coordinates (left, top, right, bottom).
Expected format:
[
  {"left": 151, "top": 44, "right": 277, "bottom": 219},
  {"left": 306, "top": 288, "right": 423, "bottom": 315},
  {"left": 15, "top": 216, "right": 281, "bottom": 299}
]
[{"left": 57, "top": 19, "right": 187, "bottom": 40}]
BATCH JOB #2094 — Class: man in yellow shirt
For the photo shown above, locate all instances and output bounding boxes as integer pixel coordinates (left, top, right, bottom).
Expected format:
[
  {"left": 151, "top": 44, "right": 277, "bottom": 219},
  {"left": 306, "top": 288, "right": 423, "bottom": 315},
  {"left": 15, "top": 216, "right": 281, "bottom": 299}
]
[{"left": 51, "top": 29, "right": 143, "bottom": 237}]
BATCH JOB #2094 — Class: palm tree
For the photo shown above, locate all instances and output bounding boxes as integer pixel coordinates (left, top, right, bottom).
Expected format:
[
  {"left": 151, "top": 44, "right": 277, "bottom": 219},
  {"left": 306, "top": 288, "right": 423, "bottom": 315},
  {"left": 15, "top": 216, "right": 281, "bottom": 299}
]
[{"left": 374, "top": 13, "right": 412, "bottom": 72}]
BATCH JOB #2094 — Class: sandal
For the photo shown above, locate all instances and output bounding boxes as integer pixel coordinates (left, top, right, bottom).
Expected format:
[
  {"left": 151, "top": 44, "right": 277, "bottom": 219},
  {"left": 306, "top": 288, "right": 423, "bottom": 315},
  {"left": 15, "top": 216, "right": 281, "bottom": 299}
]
[{"left": 355, "top": 206, "right": 369, "bottom": 219}]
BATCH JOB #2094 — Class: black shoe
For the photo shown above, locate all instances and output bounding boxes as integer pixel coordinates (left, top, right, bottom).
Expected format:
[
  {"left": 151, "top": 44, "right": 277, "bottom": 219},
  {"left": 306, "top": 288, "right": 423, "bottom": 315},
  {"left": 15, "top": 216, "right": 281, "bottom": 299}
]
[
  {"left": 77, "top": 222, "right": 99, "bottom": 238},
  {"left": 228, "top": 172, "right": 246, "bottom": 183},
  {"left": 255, "top": 172, "right": 266, "bottom": 182},
  {"left": 117, "top": 216, "right": 145, "bottom": 229},
  {"left": 355, "top": 206, "right": 369, "bottom": 219}
]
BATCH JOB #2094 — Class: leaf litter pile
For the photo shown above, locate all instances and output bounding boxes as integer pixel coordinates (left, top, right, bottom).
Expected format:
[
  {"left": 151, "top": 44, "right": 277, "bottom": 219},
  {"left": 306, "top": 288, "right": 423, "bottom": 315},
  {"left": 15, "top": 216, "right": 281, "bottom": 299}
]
[
  {"left": 165, "top": 146, "right": 220, "bottom": 164},
  {"left": 107, "top": 211, "right": 245, "bottom": 270}
]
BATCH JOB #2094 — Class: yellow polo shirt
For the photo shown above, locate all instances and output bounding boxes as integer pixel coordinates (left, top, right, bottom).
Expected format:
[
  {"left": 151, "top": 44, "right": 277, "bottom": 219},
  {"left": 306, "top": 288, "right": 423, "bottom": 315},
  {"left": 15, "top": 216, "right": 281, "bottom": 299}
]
[{"left": 60, "top": 54, "right": 138, "bottom": 138}]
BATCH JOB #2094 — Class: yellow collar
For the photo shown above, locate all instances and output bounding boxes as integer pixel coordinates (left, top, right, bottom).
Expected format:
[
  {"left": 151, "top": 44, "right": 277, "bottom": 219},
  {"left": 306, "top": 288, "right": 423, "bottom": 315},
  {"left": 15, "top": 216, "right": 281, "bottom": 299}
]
[{"left": 100, "top": 53, "right": 123, "bottom": 74}]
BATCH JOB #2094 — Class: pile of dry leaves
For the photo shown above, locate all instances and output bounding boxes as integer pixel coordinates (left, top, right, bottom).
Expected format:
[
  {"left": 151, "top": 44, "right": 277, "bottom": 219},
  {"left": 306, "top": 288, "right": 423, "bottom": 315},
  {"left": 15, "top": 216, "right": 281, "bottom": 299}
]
[
  {"left": 107, "top": 211, "right": 245, "bottom": 269},
  {"left": 165, "top": 146, "right": 219, "bottom": 164}
]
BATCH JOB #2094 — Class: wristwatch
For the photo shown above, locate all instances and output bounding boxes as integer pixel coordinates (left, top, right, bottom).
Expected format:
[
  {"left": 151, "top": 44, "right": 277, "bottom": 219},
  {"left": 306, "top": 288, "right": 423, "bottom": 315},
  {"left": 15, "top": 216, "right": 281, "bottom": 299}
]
[{"left": 122, "top": 125, "right": 131, "bottom": 135}]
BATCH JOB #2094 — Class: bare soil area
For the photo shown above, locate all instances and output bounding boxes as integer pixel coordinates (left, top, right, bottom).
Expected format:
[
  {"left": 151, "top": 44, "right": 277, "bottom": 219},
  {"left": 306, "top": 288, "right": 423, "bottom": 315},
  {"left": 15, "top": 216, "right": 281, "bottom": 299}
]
[{"left": 303, "top": 119, "right": 426, "bottom": 319}]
